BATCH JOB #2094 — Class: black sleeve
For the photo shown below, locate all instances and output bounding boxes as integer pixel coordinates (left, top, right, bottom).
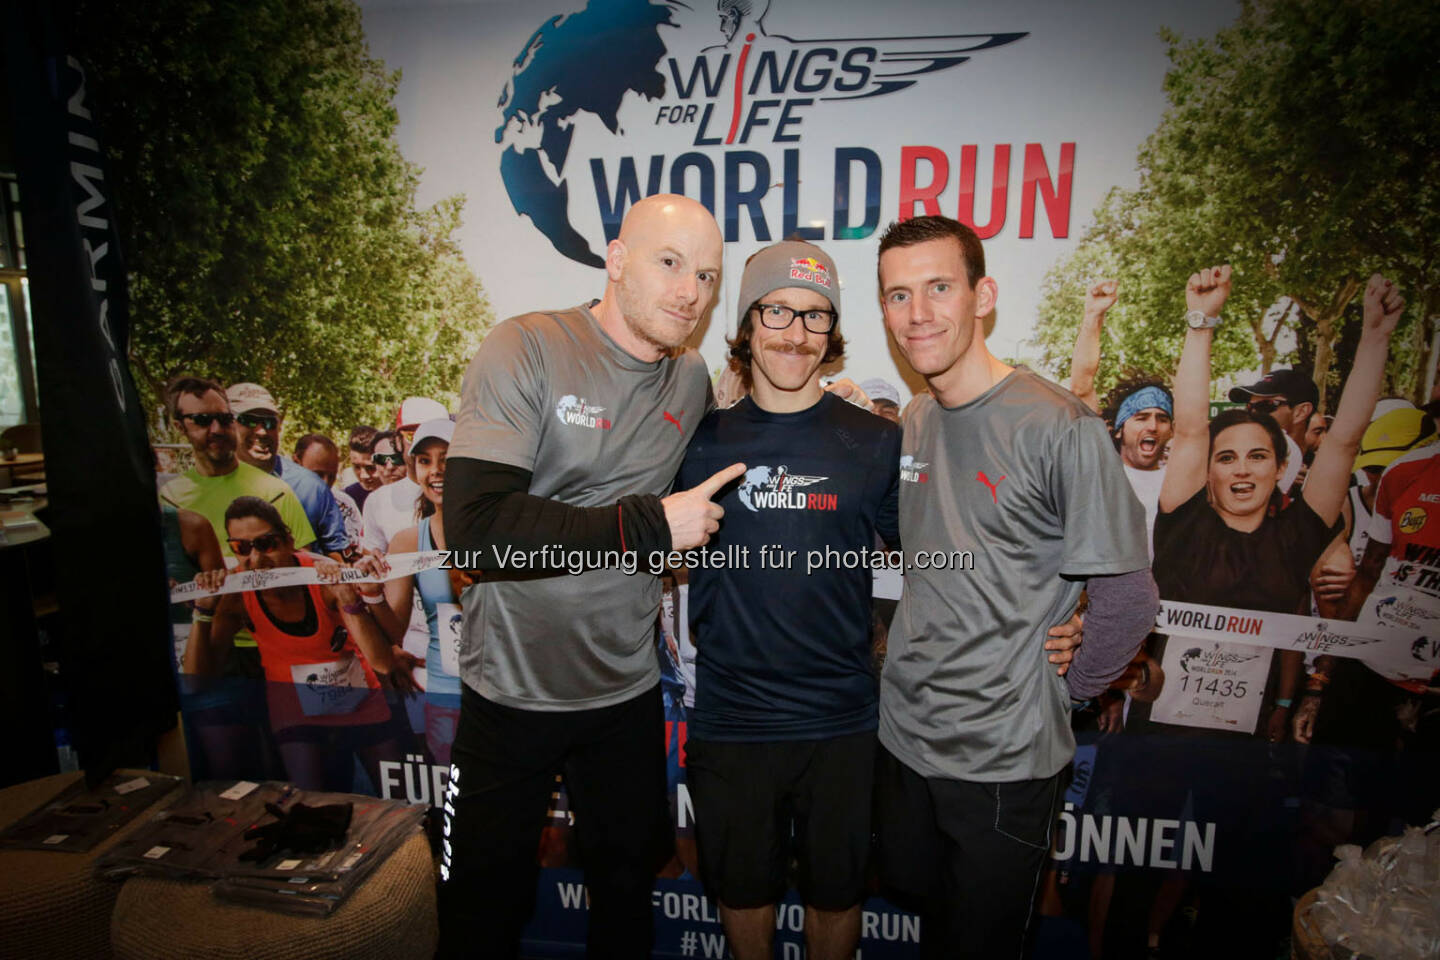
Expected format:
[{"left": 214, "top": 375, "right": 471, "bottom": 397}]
[
  {"left": 442, "top": 457, "right": 671, "bottom": 575},
  {"left": 875, "top": 424, "right": 902, "bottom": 550}
]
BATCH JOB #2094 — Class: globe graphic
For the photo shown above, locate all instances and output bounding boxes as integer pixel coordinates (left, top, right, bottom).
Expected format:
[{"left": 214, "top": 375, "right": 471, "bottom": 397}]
[{"left": 496, "top": 0, "right": 679, "bottom": 267}]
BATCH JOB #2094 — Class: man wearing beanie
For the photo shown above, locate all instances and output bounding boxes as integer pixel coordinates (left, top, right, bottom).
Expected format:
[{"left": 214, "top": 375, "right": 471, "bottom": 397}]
[{"left": 674, "top": 240, "right": 899, "bottom": 960}]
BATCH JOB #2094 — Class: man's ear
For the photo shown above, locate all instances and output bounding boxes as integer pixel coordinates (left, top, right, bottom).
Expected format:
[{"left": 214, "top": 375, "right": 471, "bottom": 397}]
[
  {"left": 605, "top": 239, "right": 627, "bottom": 283},
  {"left": 974, "top": 276, "right": 999, "bottom": 320},
  {"left": 1293, "top": 400, "right": 1315, "bottom": 425}
]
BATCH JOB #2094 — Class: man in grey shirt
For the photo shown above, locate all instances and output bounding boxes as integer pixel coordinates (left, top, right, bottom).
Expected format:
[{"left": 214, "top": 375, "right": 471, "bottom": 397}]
[
  {"left": 438, "top": 194, "right": 745, "bottom": 959},
  {"left": 872, "top": 216, "right": 1157, "bottom": 958}
]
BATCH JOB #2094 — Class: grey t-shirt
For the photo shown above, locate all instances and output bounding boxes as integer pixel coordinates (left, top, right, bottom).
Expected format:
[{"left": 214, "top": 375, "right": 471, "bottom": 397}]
[
  {"left": 879, "top": 368, "right": 1148, "bottom": 781},
  {"left": 450, "top": 304, "right": 712, "bottom": 711}
]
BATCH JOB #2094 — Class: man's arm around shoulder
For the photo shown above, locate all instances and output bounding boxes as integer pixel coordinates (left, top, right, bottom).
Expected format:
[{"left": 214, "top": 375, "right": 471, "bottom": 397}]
[{"left": 1066, "top": 568, "right": 1159, "bottom": 700}]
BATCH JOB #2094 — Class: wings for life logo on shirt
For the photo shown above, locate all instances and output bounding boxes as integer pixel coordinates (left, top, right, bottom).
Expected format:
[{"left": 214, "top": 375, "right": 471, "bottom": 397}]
[
  {"left": 736, "top": 464, "right": 836, "bottom": 512},
  {"left": 899, "top": 454, "right": 928, "bottom": 484},
  {"left": 555, "top": 395, "right": 612, "bottom": 430}
]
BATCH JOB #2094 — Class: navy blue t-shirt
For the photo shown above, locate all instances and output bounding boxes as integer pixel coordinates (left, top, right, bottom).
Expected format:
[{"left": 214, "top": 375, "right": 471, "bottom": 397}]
[{"left": 676, "top": 392, "right": 901, "bottom": 741}]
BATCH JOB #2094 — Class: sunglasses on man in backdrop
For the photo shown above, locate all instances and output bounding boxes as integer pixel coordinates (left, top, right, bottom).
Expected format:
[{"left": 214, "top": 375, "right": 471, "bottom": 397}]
[
  {"left": 237, "top": 413, "right": 279, "bottom": 431},
  {"left": 175, "top": 412, "right": 235, "bottom": 428},
  {"left": 226, "top": 532, "right": 287, "bottom": 556}
]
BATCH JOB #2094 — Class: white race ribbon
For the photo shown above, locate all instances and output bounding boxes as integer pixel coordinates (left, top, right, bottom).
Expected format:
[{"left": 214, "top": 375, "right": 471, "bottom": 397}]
[
  {"left": 1155, "top": 599, "right": 1438, "bottom": 684},
  {"left": 169, "top": 551, "right": 450, "bottom": 603}
]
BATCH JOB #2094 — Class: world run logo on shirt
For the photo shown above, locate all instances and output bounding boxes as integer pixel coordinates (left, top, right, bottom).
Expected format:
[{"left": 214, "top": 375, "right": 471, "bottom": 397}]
[
  {"left": 899, "top": 455, "right": 929, "bottom": 484},
  {"left": 555, "top": 395, "right": 612, "bottom": 430},
  {"left": 736, "top": 464, "right": 836, "bottom": 512}
]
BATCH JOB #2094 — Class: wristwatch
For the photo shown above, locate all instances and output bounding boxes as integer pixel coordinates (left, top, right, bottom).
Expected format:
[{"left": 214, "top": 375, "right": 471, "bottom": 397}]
[{"left": 1185, "top": 309, "right": 1220, "bottom": 329}]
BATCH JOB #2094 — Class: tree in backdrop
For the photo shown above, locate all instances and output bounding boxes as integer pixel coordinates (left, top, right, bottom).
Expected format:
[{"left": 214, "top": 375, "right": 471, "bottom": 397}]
[
  {"left": 73, "top": 0, "right": 493, "bottom": 438},
  {"left": 1032, "top": 0, "right": 1438, "bottom": 409}
]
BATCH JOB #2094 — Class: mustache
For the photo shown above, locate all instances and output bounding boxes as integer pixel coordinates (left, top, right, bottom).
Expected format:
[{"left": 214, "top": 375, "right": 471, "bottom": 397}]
[{"left": 763, "top": 342, "right": 820, "bottom": 357}]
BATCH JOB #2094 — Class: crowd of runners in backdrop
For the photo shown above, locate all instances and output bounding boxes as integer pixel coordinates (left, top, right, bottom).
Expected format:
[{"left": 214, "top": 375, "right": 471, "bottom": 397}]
[{"left": 149, "top": 211, "right": 1438, "bottom": 957}]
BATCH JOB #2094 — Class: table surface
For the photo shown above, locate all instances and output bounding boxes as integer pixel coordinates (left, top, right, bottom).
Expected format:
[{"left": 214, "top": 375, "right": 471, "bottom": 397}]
[
  {"left": 0, "top": 489, "right": 49, "bottom": 549},
  {"left": 0, "top": 452, "right": 44, "bottom": 465}
]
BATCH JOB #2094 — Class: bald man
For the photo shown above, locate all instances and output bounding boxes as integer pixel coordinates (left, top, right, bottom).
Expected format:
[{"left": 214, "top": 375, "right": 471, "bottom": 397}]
[{"left": 440, "top": 195, "right": 743, "bottom": 958}]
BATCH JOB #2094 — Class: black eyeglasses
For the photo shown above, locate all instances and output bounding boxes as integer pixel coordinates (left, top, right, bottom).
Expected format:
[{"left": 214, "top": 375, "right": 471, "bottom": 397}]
[
  {"left": 237, "top": 413, "right": 279, "bottom": 431},
  {"left": 227, "top": 532, "right": 286, "bottom": 556},
  {"left": 373, "top": 452, "right": 405, "bottom": 467},
  {"left": 753, "top": 303, "right": 837, "bottom": 334},
  {"left": 176, "top": 412, "right": 234, "bottom": 428},
  {"left": 1247, "top": 398, "right": 1290, "bottom": 415}
]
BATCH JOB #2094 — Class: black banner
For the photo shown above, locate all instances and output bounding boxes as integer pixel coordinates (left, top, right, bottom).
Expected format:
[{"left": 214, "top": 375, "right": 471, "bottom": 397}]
[{"left": 5, "top": 0, "right": 175, "bottom": 781}]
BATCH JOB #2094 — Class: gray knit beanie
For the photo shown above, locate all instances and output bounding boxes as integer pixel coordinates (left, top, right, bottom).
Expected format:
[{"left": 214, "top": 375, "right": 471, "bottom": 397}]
[{"left": 736, "top": 241, "right": 840, "bottom": 329}]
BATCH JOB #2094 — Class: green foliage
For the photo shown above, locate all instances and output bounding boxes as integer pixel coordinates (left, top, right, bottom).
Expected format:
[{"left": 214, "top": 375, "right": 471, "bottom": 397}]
[
  {"left": 74, "top": 0, "right": 493, "bottom": 438},
  {"left": 1031, "top": 188, "right": 1265, "bottom": 405},
  {"left": 1033, "top": 0, "right": 1438, "bottom": 404}
]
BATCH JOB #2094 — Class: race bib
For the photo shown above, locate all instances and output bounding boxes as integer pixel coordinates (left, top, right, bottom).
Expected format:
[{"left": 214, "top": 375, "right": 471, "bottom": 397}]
[
  {"left": 1150, "top": 639, "right": 1270, "bottom": 733},
  {"left": 290, "top": 653, "right": 371, "bottom": 717},
  {"left": 437, "top": 602, "right": 464, "bottom": 678}
]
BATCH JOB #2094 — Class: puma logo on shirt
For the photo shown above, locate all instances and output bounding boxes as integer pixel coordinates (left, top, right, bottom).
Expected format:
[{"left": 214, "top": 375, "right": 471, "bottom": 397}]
[{"left": 977, "top": 471, "right": 1006, "bottom": 503}]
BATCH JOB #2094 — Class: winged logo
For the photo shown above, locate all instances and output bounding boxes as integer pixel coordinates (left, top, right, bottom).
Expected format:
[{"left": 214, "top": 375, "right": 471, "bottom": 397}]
[
  {"left": 737, "top": 463, "right": 828, "bottom": 511},
  {"left": 556, "top": 395, "right": 606, "bottom": 425},
  {"left": 706, "top": 1, "right": 1026, "bottom": 101}
]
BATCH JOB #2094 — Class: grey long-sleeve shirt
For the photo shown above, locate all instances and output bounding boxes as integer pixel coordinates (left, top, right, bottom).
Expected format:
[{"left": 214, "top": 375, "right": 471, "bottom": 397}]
[{"left": 1066, "top": 567, "right": 1159, "bottom": 700}]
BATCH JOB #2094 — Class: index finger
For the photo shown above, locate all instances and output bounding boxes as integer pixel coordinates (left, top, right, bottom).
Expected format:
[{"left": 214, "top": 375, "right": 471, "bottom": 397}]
[{"left": 695, "top": 462, "right": 747, "bottom": 498}]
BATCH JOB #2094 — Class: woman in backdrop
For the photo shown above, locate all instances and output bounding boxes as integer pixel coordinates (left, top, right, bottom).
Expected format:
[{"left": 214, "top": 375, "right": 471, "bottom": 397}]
[
  {"left": 187, "top": 496, "right": 417, "bottom": 790},
  {"left": 368, "top": 418, "right": 463, "bottom": 766},
  {"left": 1126, "top": 268, "right": 1403, "bottom": 957}
]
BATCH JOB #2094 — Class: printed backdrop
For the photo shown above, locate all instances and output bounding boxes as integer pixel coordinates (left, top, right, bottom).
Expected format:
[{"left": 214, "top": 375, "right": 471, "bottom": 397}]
[
  {"left": 108, "top": 0, "right": 1437, "bottom": 956},
  {"left": 359, "top": 0, "right": 1239, "bottom": 393}
]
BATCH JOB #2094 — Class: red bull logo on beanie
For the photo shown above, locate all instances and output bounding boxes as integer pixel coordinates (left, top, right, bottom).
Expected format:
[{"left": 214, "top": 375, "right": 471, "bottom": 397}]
[{"left": 790, "top": 257, "right": 831, "bottom": 287}]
